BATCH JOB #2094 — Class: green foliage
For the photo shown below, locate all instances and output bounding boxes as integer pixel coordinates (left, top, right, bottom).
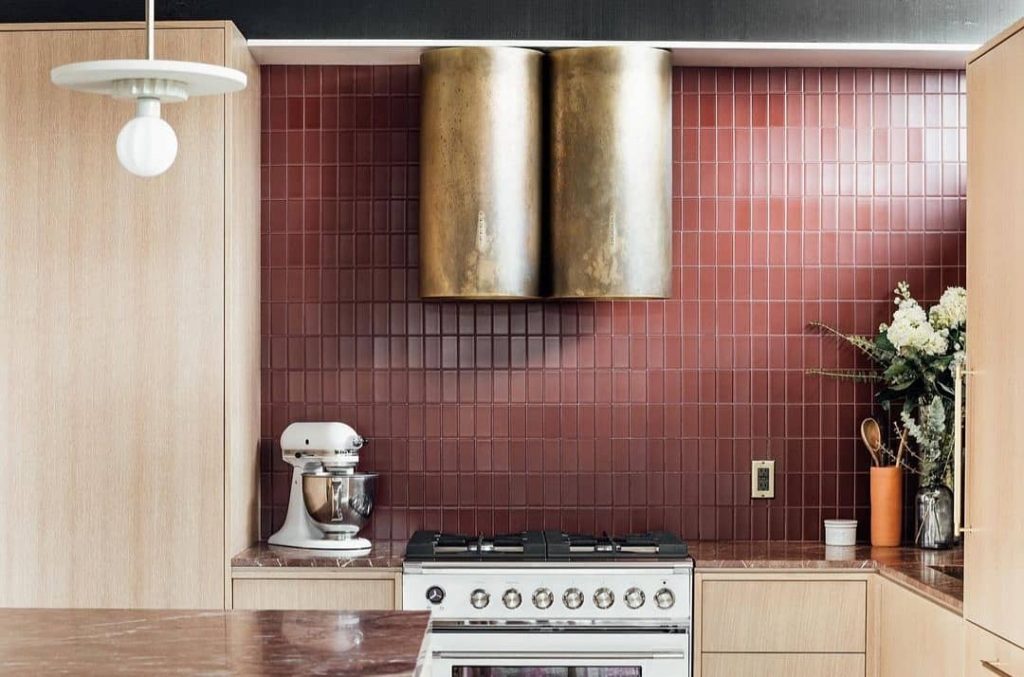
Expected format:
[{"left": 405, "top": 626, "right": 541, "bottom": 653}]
[{"left": 809, "top": 284, "right": 967, "bottom": 487}]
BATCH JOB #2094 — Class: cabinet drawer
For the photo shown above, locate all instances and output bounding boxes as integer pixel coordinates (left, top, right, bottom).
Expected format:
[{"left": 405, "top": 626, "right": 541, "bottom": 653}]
[
  {"left": 965, "top": 621, "right": 1024, "bottom": 676},
  {"left": 703, "top": 653, "right": 864, "bottom": 677},
  {"left": 701, "top": 580, "right": 866, "bottom": 652},
  {"left": 232, "top": 577, "right": 398, "bottom": 610}
]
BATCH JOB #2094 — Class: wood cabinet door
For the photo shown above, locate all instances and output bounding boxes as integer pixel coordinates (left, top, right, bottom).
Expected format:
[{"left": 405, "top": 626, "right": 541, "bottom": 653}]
[
  {"left": 232, "top": 574, "right": 401, "bottom": 611},
  {"left": 703, "top": 654, "right": 864, "bottom": 677},
  {"left": 701, "top": 579, "right": 867, "bottom": 653},
  {"left": 0, "top": 25, "right": 226, "bottom": 608},
  {"left": 965, "top": 26, "right": 1024, "bottom": 649},
  {"left": 965, "top": 621, "right": 1024, "bottom": 676},
  {"left": 878, "top": 580, "right": 962, "bottom": 677}
]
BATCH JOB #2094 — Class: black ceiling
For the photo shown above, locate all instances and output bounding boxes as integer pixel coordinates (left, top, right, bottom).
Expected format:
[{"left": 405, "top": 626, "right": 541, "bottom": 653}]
[{"left": 1, "top": 0, "right": 1022, "bottom": 43}]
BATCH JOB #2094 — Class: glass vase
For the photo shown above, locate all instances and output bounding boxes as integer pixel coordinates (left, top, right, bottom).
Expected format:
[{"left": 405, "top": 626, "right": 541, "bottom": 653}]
[{"left": 915, "top": 483, "right": 954, "bottom": 549}]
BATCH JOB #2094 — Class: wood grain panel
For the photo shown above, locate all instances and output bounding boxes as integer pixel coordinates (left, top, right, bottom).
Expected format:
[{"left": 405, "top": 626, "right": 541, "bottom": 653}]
[
  {"left": 701, "top": 579, "right": 866, "bottom": 653},
  {"left": 878, "top": 579, "right": 962, "bottom": 677},
  {"left": 232, "top": 576, "right": 399, "bottom": 611},
  {"left": 965, "top": 21, "right": 1024, "bottom": 650},
  {"left": 0, "top": 26, "right": 226, "bottom": 608},
  {"left": 965, "top": 621, "right": 1024, "bottom": 676},
  {"left": 703, "top": 653, "right": 865, "bottom": 677},
  {"left": 222, "top": 21, "right": 261, "bottom": 610}
]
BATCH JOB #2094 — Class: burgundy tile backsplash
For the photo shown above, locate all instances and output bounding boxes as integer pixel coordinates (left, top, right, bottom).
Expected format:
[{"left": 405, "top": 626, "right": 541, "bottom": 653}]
[{"left": 260, "top": 65, "right": 966, "bottom": 543}]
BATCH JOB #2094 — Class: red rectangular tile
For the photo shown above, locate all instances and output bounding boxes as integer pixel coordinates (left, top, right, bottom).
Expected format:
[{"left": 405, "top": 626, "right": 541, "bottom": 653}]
[{"left": 258, "top": 65, "right": 966, "bottom": 543}]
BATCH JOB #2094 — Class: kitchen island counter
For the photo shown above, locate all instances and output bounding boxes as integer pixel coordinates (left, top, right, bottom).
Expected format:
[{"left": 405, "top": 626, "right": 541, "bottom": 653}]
[{"left": 0, "top": 608, "right": 430, "bottom": 676}]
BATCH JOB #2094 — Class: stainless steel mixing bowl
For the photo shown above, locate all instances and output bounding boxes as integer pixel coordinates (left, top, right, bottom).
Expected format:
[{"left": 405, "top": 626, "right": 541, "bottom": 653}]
[{"left": 301, "top": 471, "right": 378, "bottom": 539}]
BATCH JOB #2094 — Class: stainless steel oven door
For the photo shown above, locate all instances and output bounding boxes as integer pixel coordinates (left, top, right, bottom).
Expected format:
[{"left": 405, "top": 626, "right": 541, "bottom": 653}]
[{"left": 425, "top": 621, "right": 689, "bottom": 677}]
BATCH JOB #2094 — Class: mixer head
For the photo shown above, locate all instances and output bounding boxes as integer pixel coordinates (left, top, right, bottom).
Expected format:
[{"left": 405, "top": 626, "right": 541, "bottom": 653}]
[{"left": 279, "top": 421, "right": 365, "bottom": 472}]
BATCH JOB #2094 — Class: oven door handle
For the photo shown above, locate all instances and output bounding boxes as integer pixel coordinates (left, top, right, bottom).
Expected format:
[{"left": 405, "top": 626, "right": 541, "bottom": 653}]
[{"left": 433, "top": 651, "right": 689, "bottom": 660}]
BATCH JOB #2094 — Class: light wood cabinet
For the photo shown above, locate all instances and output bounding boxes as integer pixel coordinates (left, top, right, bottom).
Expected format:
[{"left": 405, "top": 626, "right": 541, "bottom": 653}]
[
  {"left": 965, "top": 17, "right": 1024, "bottom": 652},
  {"left": 0, "top": 22, "right": 259, "bottom": 609},
  {"left": 695, "top": 572, "right": 873, "bottom": 677},
  {"left": 231, "top": 570, "right": 402, "bottom": 611},
  {"left": 703, "top": 654, "right": 865, "bottom": 677},
  {"left": 701, "top": 578, "right": 866, "bottom": 653},
  {"left": 878, "top": 579, "right": 962, "bottom": 677},
  {"left": 965, "top": 620, "right": 1024, "bottom": 676}
]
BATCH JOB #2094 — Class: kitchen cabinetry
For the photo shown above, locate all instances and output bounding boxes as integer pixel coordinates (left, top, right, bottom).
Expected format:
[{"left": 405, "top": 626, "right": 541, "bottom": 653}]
[
  {"left": 965, "top": 16, "right": 1024, "bottom": 654},
  {"left": 965, "top": 620, "right": 1024, "bottom": 676},
  {"left": 877, "top": 579, "right": 962, "bottom": 677},
  {"left": 703, "top": 654, "right": 865, "bottom": 677},
  {"left": 0, "top": 22, "right": 259, "bottom": 609},
  {"left": 694, "top": 572, "right": 875, "bottom": 677},
  {"left": 231, "top": 570, "right": 402, "bottom": 610}
]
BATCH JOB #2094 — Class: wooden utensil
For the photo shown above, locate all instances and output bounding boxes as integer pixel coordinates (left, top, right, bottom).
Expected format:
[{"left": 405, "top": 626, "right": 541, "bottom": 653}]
[
  {"left": 860, "top": 418, "right": 883, "bottom": 466},
  {"left": 895, "top": 426, "right": 908, "bottom": 467}
]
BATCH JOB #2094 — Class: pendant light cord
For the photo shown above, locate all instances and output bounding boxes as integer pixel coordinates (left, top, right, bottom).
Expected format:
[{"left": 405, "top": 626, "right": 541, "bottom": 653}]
[{"left": 145, "top": 0, "right": 155, "bottom": 60}]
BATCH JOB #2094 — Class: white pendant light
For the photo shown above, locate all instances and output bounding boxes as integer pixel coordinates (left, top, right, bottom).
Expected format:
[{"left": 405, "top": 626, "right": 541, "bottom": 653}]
[{"left": 50, "top": 0, "right": 247, "bottom": 177}]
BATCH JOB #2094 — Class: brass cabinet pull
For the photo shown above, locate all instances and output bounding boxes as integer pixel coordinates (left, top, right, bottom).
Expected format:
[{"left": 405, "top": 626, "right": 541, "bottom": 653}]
[
  {"left": 954, "top": 362, "right": 965, "bottom": 536},
  {"left": 954, "top": 363, "right": 977, "bottom": 537},
  {"left": 981, "top": 660, "right": 1014, "bottom": 676}
]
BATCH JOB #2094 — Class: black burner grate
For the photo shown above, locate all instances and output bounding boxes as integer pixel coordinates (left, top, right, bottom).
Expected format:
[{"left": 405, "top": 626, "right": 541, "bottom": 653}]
[{"left": 404, "top": 529, "right": 688, "bottom": 562}]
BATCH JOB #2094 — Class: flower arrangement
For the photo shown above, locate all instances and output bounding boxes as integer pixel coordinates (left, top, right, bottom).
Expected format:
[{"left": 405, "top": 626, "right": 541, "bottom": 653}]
[{"left": 811, "top": 283, "right": 967, "bottom": 489}]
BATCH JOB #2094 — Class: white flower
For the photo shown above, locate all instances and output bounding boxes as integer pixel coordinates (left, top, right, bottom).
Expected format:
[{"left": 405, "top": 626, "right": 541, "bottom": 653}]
[
  {"left": 886, "top": 296, "right": 949, "bottom": 356},
  {"left": 929, "top": 286, "right": 967, "bottom": 330}
]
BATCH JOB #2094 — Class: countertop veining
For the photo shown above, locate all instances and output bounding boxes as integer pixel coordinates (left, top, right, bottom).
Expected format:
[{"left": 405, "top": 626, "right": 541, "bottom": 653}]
[
  {"left": 0, "top": 608, "right": 429, "bottom": 676},
  {"left": 232, "top": 539, "right": 964, "bottom": 612},
  {"left": 689, "top": 541, "right": 964, "bottom": 612},
  {"left": 232, "top": 541, "right": 406, "bottom": 568}
]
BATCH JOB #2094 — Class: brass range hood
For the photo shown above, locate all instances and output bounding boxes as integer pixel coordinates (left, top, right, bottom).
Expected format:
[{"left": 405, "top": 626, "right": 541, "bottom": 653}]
[
  {"left": 419, "top": 47, "right": 543, "bottom": 300},
  {"left": 418, "top": 45, "right": 671, "bottom": 300},
  {"left": 549, "top": 46, "right": 672, "bottom": 299}
]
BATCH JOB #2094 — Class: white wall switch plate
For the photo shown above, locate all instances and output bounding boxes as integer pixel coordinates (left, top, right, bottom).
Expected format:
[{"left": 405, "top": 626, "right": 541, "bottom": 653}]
[{"left": 751, "top": 460, "right": 775, "bottom": 498}]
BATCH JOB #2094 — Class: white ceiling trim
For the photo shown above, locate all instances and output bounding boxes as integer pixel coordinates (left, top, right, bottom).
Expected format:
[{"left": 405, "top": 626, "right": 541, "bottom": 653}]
[{"left": 247, "top": 39, "right": 978, "bottom": 69}]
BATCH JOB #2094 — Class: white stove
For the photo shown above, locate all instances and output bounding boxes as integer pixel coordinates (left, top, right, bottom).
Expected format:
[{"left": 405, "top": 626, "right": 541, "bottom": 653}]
[{"left": 402, "top": 531, "right": 694, "bottom": 677}]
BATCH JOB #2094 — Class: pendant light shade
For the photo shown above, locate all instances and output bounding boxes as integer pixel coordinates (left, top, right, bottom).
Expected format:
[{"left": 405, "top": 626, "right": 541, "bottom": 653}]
[
  {"left": 49, "top": 0, "right": 246, "bottom": 177},
  {"left": 419, "top": 47, "right": 543, "bottom": 299},
  {"left": 549, "top": 46, "right": 672, "bottom": 299}
]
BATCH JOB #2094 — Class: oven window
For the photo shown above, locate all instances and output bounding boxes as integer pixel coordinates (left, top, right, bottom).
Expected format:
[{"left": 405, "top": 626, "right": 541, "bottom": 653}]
[{"left": 452, "top": 669, "right": 641, "bottom": 676}]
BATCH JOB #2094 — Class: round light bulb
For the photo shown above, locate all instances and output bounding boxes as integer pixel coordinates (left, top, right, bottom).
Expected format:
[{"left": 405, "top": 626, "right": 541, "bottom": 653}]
[{"left": 116, "top": 98, "right": 177, "bottom": 177}]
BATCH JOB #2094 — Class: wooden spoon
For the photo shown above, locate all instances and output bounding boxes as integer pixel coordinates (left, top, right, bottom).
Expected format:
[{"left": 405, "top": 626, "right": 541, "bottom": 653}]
[{"left": 860, "top": 418, "right": 883, "bottom": 466}]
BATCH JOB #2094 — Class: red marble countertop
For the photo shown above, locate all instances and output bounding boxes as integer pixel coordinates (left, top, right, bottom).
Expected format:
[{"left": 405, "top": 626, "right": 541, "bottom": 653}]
[
  {"left": 232, "top": 540, "right": 964, "bottom": 613},
  {"left": 0, "top": 608, "right": 430, "bottom": 676},
  {"left": 232, "top": 540, "right": 406, "bottom": 568},
  {"left": 688, "top": 541, "right": 964, "bottom": 613}
]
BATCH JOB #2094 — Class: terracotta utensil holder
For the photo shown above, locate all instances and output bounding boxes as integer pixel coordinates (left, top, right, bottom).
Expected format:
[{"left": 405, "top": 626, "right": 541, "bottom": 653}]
[{"left": 870, "top": 466, "right": 903, "bottom": 547}]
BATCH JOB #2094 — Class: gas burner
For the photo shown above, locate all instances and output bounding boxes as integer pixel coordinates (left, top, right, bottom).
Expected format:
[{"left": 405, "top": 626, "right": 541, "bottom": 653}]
[
  {"left": 552, "top": 531, "right": 689, "bottom": 559},
  {"left": 405, "top": 529, "right": 688, "bottom": 562},
  {"left": 406, "top": 531, "right": 548, "bottom": 561}
]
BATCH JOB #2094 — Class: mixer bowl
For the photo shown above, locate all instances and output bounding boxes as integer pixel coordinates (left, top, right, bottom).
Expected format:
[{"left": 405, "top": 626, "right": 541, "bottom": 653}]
[{"left": 301, "top": 471, "right": 378, "bottom": 539}]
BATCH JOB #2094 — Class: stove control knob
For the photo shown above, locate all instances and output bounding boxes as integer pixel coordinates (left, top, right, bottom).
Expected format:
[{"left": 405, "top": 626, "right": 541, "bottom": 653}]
[
  {"left": 563, "top": 588, "right": 585, "bottom": 610},
  {"left": 624, "top": 587, "right": 646, "bottom": 609},
  {"left": 593, "top": 587, "right": 615, "bottom": 609},
  {"left": 470, "top": 589, "right": 490, "bottom": 609},
  {"left": 425, "top": 586, "right": 445, "bottom": 605},
  {"left": 532, "top": 587, "right": 554, "bottom": 609},
  {"left": 502, "top": 588, "right": 522, "bottom": 610},
  {"left": 654, "top": 587, "right": 675, "bottom": 610}
]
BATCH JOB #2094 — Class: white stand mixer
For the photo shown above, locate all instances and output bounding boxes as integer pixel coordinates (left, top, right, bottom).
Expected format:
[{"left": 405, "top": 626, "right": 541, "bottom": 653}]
[{"left": 268, "top": 422, "right": 378, "bottom": 551}]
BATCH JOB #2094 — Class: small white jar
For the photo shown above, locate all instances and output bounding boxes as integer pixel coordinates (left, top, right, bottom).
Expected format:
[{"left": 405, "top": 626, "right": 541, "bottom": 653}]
[{"left": 823, "top": 519, "right": 858, "bottom": 546}]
